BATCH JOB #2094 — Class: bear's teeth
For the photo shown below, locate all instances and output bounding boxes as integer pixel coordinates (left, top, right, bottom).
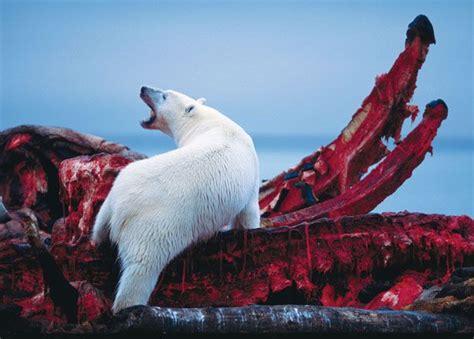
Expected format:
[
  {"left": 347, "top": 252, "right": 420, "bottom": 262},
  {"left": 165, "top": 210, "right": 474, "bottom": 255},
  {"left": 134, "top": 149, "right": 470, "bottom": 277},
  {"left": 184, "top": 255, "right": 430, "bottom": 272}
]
[{"left": 141, "top": 114, "right": 157, "bottom": 126}]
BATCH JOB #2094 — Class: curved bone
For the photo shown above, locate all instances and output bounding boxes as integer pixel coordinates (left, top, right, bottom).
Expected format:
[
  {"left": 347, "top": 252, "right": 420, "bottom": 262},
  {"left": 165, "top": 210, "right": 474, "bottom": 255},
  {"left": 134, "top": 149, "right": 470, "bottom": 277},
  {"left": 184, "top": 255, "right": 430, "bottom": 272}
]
[
  {"left": 259, "top": 15, "right": 436, "bottom": 218},
  {"left": 266, "top": 100, "right": 448, "bottom": 227}
]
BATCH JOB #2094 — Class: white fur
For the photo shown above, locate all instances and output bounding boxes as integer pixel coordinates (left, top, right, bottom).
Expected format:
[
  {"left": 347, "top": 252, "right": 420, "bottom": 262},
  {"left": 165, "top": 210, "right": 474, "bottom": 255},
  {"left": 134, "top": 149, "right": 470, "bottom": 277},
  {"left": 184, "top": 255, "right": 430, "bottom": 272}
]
[{"left": 91, "top": 88, "right": 260, "bottom": 313}]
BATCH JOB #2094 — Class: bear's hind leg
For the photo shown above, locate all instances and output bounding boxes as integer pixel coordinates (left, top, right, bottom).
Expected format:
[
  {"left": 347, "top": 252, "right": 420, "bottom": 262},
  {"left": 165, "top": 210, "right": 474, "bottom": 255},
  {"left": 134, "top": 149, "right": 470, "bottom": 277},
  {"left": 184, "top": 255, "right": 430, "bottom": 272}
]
[
  {"left": 112, "top": 217, "right": 193, "bottom": 314},
  {"left": 91, "top": 196, "right": 112, "bottom": 246},
  {"left": 112, "top": 260, "right": 162, "bottom": 314}
]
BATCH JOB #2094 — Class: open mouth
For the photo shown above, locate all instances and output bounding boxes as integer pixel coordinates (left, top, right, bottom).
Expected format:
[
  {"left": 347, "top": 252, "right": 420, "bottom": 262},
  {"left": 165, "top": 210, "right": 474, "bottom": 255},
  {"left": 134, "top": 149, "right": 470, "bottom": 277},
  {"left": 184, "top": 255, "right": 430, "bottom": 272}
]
[{"left": 140, "top": 91, "right": 157, "bottom": 127}]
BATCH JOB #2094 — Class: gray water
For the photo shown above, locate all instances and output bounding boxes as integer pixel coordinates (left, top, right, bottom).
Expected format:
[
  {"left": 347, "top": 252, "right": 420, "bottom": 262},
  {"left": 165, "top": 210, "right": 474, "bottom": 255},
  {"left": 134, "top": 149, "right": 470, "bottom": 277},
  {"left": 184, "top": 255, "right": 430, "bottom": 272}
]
[{"left": 102, "top": 134, "right": 473, "bottom": 217}]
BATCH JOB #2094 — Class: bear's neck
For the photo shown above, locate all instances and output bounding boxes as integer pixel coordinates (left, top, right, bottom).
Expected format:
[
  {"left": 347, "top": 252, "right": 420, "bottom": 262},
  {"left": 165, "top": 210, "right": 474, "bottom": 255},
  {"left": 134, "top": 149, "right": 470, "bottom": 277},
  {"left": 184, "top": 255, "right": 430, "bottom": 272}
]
[{"left": 171, "top": 119, "right": 218, "bottom": 148}]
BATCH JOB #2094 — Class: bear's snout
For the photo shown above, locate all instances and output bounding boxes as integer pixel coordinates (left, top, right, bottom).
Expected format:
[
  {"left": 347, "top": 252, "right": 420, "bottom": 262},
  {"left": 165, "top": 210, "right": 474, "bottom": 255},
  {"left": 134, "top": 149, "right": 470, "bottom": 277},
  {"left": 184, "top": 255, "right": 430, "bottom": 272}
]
[
  {"left": 140, "top": 86, "right": 163, "bottom": 96},
  {"left": 140, "top": 86, "right": 163, "bottom": 130},
  {"left": 140, "top": 86, "right": 151, "bottom": 96},
  {"left": 140, "top": 86, "right": 162, "bottom": 109},
  {"left": 140, "top": 86, "right": 165, "bottom": 109}
]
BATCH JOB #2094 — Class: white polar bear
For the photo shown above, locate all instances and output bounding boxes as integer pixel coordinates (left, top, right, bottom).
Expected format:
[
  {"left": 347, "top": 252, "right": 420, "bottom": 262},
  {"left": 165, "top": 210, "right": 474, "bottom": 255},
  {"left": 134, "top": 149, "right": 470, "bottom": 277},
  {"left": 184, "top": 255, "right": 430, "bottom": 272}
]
[{"left": 91, "top": 86, "right": 260, "bottom": 313}]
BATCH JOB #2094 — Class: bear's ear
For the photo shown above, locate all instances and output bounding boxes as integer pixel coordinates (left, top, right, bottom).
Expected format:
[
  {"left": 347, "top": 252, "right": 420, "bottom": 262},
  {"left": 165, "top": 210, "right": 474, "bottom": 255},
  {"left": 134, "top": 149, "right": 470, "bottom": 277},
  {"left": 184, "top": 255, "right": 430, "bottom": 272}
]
[{"left": 197, "top": 97, "right": 207, "bottom": 105}]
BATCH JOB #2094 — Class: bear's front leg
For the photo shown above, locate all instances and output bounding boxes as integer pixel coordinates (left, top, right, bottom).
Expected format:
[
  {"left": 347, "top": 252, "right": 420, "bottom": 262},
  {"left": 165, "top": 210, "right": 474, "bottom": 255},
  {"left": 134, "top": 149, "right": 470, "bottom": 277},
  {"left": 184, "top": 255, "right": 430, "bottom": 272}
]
[{"left": 233, "top": 191, "right": 261, "bottom": 230}]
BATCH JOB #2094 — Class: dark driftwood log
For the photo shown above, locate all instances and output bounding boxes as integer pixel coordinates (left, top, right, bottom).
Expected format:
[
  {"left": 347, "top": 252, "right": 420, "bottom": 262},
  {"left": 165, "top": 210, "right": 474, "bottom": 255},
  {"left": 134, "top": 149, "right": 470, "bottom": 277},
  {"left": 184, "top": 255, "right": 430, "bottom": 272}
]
[
  {"left": 105, "top": 305, "right": 473, "bottom": 334},
  {"left": 406, "top": 273, "right": 474, "bottom": 316}
]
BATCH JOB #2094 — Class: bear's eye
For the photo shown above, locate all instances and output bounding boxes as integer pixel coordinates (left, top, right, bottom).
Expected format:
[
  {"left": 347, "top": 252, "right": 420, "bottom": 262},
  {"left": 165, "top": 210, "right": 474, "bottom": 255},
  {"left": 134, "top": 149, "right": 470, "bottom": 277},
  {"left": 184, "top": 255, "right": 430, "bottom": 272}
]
[
  {"left": 162, "top": 93, "right": 167, "bottom": 100},
  {"left": 185, "top": 104, "right": 195, "bottom": 114}
]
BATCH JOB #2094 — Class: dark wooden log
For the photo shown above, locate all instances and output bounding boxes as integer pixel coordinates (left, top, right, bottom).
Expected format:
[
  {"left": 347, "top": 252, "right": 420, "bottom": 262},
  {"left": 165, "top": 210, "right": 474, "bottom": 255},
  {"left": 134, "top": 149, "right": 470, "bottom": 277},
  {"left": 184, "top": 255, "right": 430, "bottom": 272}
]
[
  {"left": 104, "top": 305, "right": 473, "bottom": 334},
  {"left": 406, "top": 274, "right": 474, "bottom": 316}
]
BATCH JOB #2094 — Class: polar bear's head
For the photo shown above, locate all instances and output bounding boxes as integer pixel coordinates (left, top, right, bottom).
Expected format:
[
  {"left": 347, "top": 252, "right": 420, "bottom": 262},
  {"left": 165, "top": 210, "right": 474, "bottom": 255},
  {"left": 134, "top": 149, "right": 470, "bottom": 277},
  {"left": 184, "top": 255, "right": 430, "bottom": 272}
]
[{"left": 140, "top": 86, "right": 206, "bottom": 136}]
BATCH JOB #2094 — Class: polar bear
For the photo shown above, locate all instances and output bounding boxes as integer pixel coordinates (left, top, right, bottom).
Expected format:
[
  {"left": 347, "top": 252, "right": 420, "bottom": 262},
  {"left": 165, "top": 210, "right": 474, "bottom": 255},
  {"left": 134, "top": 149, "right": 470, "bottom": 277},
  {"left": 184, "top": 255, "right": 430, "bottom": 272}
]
[{"left": 91, "top": 86, "right": 260, "bottom": 313}]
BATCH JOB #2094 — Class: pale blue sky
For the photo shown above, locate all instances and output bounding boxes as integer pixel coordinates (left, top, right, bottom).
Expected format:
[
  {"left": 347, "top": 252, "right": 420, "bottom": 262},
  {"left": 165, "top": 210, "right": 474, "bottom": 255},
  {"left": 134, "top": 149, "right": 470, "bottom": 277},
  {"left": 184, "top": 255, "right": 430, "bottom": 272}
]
[
  {"left": 1, "top": 0, "right": 472, "bottom": 141},
  {"left": 0, "top": 0, "right": 472, "bottom": 215}
]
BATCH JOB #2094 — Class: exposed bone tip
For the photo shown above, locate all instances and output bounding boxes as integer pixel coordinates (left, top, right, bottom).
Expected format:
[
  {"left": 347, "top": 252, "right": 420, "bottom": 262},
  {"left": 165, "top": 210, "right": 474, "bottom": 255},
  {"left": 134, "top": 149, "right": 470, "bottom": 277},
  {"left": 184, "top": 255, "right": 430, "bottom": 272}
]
[
  {"left": 427, "top": 99, "right": 448, "bottom": 111},
  {"left": 406, "top": 14, "right": 436, "bottom": 45},
  {"left": 424, "top": 99, "right": 448, "bottom": 120}
]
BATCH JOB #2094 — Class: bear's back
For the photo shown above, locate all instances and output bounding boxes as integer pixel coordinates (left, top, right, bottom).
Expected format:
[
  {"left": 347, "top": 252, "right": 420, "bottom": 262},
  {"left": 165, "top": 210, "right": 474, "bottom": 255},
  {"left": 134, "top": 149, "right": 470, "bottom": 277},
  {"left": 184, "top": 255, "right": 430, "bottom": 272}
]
[{"left": 109, "top": 129, "right": 258, "bottom": 234}]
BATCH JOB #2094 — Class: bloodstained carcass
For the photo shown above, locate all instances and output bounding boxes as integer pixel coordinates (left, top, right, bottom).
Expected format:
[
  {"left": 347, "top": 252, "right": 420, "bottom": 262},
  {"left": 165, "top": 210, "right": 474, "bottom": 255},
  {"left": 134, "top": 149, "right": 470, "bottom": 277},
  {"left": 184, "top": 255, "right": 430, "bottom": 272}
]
[{"left": 0, "top": 15, "right": 472, "bottom": 334}]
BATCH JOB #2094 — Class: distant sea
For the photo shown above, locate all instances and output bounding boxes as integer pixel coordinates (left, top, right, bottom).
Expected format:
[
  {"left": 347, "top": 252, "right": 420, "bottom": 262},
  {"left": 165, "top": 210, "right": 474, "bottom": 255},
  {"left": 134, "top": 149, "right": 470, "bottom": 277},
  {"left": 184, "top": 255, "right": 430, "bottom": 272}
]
[{"left": 102, "top": 134, "right": 473, "bottom": 217}]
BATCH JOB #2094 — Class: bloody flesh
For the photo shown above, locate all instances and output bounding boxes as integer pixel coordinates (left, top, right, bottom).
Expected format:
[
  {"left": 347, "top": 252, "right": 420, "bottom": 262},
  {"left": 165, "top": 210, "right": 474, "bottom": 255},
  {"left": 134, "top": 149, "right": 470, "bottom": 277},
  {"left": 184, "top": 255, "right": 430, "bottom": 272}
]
[
  {"left": 0, "top": 15, "right": 472, "bottom": 333},
  {"left": 260, "top": 27, "right": 433, "bottom": 218}
]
